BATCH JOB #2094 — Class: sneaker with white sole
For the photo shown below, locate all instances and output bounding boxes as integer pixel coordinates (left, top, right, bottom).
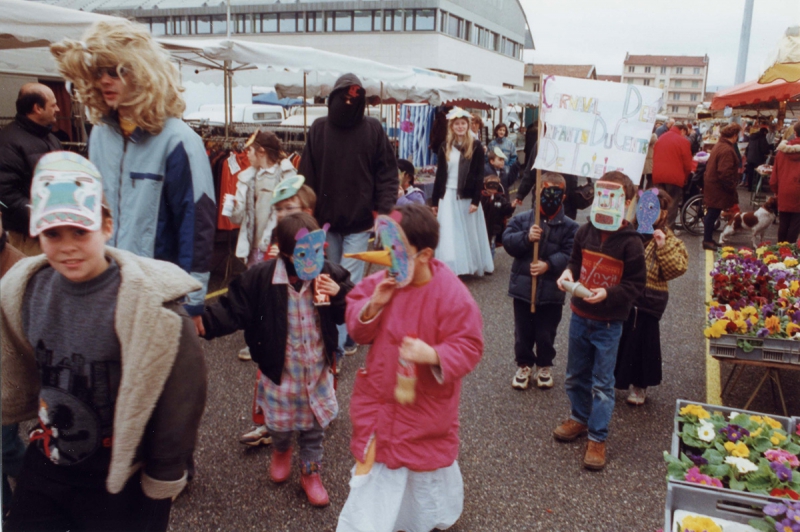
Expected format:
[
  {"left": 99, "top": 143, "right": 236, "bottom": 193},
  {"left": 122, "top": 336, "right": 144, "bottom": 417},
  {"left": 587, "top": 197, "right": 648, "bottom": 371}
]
[
  {"left": 627, "top": 386, "right": 646, "bottom": 405},
  {"left": 238, "top": 347, "right": 252, "bottom": 361},
  {"left": 512, "top": 366, "right": 532, "bottom": 389},
  {"left": 535, "top": 366, "right": 554, "bottom": 388},
  {"left": 239, "top": 426, "right": 272, "bottom": 447},
  {"left": 343, "top": 342, "right": 359, "bottom": 356}
]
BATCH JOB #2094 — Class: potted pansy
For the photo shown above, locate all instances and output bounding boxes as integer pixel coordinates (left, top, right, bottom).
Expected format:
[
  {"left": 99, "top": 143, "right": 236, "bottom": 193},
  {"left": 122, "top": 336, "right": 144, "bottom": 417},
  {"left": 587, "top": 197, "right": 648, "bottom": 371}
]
[
  {"left": 748, "top": 500, "right": 800, "bottom": 531},
  {"left": 666, "top": 406, "right": 800, "bottom": 499}
]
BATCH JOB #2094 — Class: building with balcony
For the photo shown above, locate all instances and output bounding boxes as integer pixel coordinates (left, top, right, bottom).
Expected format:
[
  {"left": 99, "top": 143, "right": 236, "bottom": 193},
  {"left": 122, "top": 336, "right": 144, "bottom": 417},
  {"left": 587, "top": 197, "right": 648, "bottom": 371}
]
[
  {"left": 621, "top": 54, "right": 709, "bottom": 120},
  {"left": 32, "top": 0, "right": 534, "bottom": 87}
]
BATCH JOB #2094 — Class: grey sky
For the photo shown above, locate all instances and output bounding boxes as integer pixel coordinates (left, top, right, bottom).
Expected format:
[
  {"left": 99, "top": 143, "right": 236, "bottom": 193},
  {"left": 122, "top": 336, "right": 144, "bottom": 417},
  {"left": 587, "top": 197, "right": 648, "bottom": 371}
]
[{"left": 520, "top": 0, "right": 800, "bottom": 90}]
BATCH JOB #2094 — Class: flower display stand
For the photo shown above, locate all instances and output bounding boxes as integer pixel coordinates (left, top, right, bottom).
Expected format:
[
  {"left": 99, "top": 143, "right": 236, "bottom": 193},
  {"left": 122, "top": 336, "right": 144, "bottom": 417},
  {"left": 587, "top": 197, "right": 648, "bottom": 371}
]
[
  {"left": 672, "top": 400, "right": 793, "bottom": 437},
  {"left": 665, "top": 483, "right": 763, "bottom": 532},
  {"left": 709, "top": 335, "right": 800, "bottom": 365}
]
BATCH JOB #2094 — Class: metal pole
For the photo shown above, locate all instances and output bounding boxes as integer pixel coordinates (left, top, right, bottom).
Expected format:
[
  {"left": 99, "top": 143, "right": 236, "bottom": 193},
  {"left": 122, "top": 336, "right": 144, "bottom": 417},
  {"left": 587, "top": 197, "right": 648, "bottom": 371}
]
[
  {"left": 734, "top": 0, "right": 754, "bottom": 85},
  {"left": 224, "top": 62, "right": 230, "bottom": 138},
  {"left": 303, "top": 71, "right": 308, "bottom": 138},
  {"left": 226, "top": 0, "right": 231, "bottom": 39}
]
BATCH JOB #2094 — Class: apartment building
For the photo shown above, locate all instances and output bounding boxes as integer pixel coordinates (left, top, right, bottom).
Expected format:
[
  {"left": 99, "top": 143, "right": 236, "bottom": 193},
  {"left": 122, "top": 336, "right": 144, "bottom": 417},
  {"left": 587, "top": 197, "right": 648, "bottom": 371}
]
[
  {"left": 621, "top": 54, "right": 709, "bottom": 120},
  {"left": 32, "top": 0, "right": 534, "bottom": 87}
]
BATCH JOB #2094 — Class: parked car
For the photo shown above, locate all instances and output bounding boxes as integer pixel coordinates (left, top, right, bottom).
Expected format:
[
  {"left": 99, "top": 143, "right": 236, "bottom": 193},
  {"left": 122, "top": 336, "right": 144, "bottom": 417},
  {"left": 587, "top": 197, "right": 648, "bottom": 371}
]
[{"left": 184, "top": 104, "right": 285, "bottom": 126}]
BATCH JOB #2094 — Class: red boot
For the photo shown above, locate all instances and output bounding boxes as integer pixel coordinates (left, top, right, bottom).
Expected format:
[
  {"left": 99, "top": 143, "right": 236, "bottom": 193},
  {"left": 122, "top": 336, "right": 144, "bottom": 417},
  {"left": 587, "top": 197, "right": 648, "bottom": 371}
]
[
  {"left": 300, "top": 472, "right": 329, "bottom": 507},
  {"left": 270, "top": 448, "right": 292, "bottom": 483}
]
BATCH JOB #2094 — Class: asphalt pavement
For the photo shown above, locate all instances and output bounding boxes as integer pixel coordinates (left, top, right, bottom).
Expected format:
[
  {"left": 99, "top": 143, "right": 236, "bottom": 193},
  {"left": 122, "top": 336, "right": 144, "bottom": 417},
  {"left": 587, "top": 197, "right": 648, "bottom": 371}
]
[{"left": 172, "top": 202, "right": 799, "bottom": 532}]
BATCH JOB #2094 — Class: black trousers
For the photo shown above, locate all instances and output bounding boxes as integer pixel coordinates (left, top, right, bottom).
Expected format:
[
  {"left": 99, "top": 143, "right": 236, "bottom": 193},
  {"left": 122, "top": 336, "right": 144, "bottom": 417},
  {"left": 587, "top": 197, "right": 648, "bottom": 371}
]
[
  {"left": 778, "top": 212, "right": 800, "bottom": 244},
  {"left": 513, "top": 299, "right": 563, "bottom": 368},
  {"left": 704, "top": 208, "right": 722, "bottom": 243},
  {"left": 745, "top": 162, "right": 759, "bottom": 191},
  {"left": 5, "top": 449, "right": 172, "bottom": 532}
]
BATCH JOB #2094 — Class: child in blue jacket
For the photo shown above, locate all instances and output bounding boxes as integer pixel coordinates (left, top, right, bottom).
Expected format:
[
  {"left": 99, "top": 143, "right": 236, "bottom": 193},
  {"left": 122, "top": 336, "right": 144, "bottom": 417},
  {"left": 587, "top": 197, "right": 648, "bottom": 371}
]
[{"left": 502, "top": 172, "right": 578, "bottom": 389}]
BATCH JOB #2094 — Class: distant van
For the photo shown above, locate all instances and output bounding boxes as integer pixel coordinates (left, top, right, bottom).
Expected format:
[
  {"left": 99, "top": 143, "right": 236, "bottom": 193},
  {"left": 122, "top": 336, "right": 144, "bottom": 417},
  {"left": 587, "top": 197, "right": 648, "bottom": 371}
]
[
  {"left": 280, "top": 104, "right": 383, "bottom": 126},
  {"left": 184, "top": 104, "right": 285, "bottom": 126}
]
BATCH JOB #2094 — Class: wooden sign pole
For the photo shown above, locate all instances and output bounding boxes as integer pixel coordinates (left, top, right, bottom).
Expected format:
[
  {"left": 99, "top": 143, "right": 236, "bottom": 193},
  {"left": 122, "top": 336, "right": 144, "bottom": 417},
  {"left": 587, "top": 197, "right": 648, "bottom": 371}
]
[{"left": 530, "top": 89, "right": 545, "bottom": 313}]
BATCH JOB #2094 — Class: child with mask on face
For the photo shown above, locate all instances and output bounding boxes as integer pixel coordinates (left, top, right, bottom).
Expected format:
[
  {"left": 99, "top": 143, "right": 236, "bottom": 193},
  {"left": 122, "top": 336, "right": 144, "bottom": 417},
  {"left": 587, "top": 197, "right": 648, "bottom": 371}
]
[
  {"left": 614, "top": 189, "right": 687, "bottom": 406},
  {"left": 481, "top": 175, "right": 514, "bottom": 258},
  {"left": 503, "top": 172, "right": 578, "bottom": 390},
  {"left": 202, "top": 213, "right": 353, "bottom": 507},
  {"left": 554, "top": 171, "right": 646, "bottom": 471}
]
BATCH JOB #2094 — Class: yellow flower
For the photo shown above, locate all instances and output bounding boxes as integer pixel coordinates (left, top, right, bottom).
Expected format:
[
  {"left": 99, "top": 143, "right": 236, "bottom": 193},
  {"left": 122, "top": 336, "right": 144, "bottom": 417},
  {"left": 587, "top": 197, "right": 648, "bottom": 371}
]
[
  {"left": 724, "top": 309, "right": 741, "bottom": 321},
  {"left": 704, "top": 320, "right": 729, "bottom": 339},
  {"left": 785, "top": 257, "right": 798, "bottom": 267},
  {"left": 750, "top": 415, "right": 764, "bottom": 424},
  {"left": 756, "top": 246, "right": 768, "bottom": 257},
  {"left": 771, "top": 433, "right": 787, "bottom": 445},
  {"left": 742, "top": 306, "right": 758, "bottom": 318},
  {"left": 764, "top": 255, "right": 779, "bottom": 265},
  {"left": 780, "top": 288, "right": 791, "bottom": 298},
  {"left": 735, "top": 319, "right": 748, "bottom": 333},
  {"left": 791, "top": 281, "right": 800, "bottom": 294},
  {"left": 765, "top": 315, "right": 782, "bottom": 334},
  {"left": 751, "top": 427, "right": 763, "bottom": 438},
  {"left": 721, "top": 246, "right": 736, "bottom": 253},
  {"left": 680, "top": 404, "right": 711, "bottom": 419},
  {"left": 724, "top": 441, "right": 750, "bottom": 458},
  {"left": 763, "top": 417, "right": 782, "bottom": 430},
  {"left": 778, "top": 241, "right": 791, "bottom": 246},
  {"left": 681, "top": 515, "right": 722, "bottom": 532},
  {"left": 787, "top": 323, "right": 800, "bottom": 337}
]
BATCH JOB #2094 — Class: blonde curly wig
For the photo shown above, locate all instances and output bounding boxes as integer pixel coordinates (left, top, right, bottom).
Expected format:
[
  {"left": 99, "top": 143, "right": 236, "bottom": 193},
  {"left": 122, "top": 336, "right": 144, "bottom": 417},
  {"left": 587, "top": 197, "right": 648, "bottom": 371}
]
[{"left": 50, "top": 20, "right": 185, "bottom": 135}]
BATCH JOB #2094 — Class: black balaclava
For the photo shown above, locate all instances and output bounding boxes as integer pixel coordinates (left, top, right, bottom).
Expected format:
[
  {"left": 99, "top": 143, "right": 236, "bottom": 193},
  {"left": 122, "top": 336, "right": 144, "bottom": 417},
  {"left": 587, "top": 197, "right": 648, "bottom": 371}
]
[
  {"left": 540, "top": 186, "right": 565, "bottom": 219},
  {"left": 328, "top": 73, "right": 366, "bottom": 129}
]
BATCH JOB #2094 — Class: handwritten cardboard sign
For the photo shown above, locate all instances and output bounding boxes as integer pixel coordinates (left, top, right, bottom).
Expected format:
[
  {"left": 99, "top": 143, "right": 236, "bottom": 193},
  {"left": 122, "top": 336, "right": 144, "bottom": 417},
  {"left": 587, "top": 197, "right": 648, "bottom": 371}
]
[{"left": 533, "top": 75, "right": 664, "bottom": 184}]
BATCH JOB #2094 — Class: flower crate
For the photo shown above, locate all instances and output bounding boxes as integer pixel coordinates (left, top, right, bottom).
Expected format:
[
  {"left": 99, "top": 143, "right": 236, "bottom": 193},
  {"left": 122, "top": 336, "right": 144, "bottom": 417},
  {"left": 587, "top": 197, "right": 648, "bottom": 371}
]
[
  {"left": 665, "top": 482, "right": 765, "bottom": 532},
  {"left": 709, "top": 335, "right": 800, "bottom": 364},
  {"left": 672, "top": 400, "right": 793, "bottom": 438}
]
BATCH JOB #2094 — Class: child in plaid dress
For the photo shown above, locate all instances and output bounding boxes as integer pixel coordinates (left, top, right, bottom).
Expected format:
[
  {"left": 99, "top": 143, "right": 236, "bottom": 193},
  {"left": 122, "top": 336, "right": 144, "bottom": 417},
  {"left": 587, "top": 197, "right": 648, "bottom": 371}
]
[{"left": 202, "top": 213, "right": 353, "bottom": 507}]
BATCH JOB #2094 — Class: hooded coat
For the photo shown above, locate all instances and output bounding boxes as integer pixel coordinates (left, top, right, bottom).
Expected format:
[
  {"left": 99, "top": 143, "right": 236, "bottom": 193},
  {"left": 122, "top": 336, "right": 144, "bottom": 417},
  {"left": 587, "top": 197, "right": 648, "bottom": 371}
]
[
  {"left": 704, "top": 136, "right": 741, "bottom": 210},
  {"left": 299, "top": 74, "right": 398, "bottom": 235},
  {"left": 770, "top": 139, "right": 800, "bottom": 213}
]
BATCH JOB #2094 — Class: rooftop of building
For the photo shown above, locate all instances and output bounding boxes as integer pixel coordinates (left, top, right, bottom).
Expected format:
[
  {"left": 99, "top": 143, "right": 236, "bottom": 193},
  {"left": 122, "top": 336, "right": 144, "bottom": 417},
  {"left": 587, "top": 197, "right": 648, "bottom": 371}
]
[
  {"left": 624, "top": 54, "right": 708, "bottom": 67},
  {"left": 597, "top": 74, "right": 621, "bottom": 82},
  {"left": 525, "top": 63, "right": 595, "bottom": 79}
]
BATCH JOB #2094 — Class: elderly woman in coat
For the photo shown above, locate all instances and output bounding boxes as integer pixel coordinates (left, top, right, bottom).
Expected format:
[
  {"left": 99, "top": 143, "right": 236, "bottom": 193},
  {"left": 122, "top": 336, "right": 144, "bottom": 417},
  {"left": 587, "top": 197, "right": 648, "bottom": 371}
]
[{"left": 702, "top": 123, "right": 742, "bottom": 250}]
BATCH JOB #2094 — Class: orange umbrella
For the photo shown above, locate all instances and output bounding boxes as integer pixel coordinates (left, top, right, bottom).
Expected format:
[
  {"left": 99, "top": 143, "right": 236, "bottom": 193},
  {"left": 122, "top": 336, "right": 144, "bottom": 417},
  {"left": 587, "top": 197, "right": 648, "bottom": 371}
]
[{"left": 709, "top": 79, "right": 800, "bottom": 110}]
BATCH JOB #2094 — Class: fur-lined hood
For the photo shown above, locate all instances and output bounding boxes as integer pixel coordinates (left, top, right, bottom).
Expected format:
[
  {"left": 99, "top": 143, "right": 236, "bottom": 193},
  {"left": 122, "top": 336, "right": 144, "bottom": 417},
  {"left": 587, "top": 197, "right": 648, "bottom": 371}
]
[
  {"left": 777, "top": 139, "right": 800, "bottom": 157},
  {"left": 1, "top": 247, "right": 201, "bottom": 495}
]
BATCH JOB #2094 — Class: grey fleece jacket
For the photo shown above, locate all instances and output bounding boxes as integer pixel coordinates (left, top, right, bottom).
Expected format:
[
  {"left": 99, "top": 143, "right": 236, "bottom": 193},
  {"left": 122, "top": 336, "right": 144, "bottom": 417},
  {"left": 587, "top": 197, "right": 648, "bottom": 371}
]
[{"left": 1, "top": 247, "right": 207, "bottom": 499}]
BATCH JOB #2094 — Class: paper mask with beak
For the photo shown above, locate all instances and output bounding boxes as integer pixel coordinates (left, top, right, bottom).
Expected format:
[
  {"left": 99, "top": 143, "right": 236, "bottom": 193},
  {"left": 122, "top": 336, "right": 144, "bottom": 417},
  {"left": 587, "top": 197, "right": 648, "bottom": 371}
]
[
  {"left": 591, "top": 180, "right": 626, "bottom": 231},
  {"left": 293, "top": 223, "right": 329, "bottom": 281},
  {"left": 345, "top": 213, "right": 414, "bottom": 287},
  {"left": 636, "top": 188, "right": 661, "bottom": 235}
]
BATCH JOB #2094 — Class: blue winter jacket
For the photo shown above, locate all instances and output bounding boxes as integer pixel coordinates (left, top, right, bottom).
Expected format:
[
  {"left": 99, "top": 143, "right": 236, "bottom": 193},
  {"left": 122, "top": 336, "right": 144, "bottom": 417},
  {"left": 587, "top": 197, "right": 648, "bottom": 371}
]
[
  {"left": 502, "top": 208, "right": 578, "bottom": 306},
  {"left": 89, "top": 117, "right": 216, "bottom": 315}
]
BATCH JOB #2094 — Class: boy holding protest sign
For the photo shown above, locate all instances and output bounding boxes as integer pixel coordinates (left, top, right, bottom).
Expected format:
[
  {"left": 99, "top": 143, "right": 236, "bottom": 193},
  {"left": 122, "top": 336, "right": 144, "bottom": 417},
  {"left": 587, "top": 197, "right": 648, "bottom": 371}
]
[{"left": 554, "top": 171, "right": 645, "bottom": 471}]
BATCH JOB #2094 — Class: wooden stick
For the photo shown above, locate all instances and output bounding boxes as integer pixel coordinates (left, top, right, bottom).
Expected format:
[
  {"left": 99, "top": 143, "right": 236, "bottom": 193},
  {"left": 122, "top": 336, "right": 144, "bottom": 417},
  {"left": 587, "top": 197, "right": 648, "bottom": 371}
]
[{"left": 530, "top": 91, "right": 545, "bottom": 313}]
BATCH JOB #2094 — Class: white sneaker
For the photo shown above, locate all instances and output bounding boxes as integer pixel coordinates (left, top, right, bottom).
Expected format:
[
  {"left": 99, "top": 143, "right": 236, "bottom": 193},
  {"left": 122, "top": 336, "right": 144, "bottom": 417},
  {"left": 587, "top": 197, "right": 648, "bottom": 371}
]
[
  {"left": 535, "top": 366, "right": 554, "bottom": 388},
  {"left": 238, "top": 347, "right": 251, "bottom": 361},
  {"left": 627, "top": 386, "right": 646, "bottom": 405},
  {"left": 239, "top": 426, "right": 272, "bottom": 447},
  {"left": 512, "top": 366, "right": 532, "bottom": 389}
]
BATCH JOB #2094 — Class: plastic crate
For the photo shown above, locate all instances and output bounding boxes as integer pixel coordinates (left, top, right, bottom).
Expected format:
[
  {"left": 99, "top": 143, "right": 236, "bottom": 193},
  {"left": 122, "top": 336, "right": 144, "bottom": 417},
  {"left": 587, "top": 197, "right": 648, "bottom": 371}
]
[
  {"left": 709, "top": 334, "right": 800, "bottom": 364},
  {"left": 664, "top": 482, "right": 767, "bottom": 532},
  {"left": 673, "top": 399, "right": 793, "bottom": 438}
]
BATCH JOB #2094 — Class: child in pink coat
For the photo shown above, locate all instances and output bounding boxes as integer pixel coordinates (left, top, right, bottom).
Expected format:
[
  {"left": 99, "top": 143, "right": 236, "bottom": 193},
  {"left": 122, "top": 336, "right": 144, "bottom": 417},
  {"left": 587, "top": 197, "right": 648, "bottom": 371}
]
[{"left": 336, "top": 204, "right": 483, "bottom": 532}]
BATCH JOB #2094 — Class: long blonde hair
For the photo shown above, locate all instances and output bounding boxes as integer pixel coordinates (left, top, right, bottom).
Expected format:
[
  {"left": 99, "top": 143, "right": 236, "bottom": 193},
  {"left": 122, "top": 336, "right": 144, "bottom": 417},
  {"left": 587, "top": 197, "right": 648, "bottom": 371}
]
[
  {"left": 444, "top": 117, "right": 475, "bottom": 162},
  {"left": 50, "top": 20, "right": 185, "bottom": 136}
]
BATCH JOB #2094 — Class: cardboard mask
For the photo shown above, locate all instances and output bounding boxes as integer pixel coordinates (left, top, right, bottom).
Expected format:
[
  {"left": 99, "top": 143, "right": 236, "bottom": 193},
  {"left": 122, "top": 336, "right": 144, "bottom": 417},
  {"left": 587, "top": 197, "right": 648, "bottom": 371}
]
[
  {"left": 636, "top": 188, "right": 661, "bottom": 234},
  {"left": 293, "top": 223, "right": 329, "bottom": 281},
  {"left": 591, "top": 180, "right": 626, "bottom": 231},
  {"left": 375, "top": 214, "right": 414, "bottom": 287}
]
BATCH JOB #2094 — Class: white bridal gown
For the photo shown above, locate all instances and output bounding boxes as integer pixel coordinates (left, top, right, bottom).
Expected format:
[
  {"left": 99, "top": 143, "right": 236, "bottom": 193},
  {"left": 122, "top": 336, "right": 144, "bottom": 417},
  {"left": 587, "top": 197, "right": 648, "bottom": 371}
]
[{"left": 436, "top": 147, "right": 495, "bottom": 276}]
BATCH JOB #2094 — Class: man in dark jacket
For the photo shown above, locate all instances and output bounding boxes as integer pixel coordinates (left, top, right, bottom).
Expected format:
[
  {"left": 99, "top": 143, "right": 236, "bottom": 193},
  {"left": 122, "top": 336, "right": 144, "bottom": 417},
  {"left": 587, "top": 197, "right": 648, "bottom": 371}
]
[
  {"left": 744, "top": 127, "right": 771, "bottom": 191},
  {"left": 0, "top": 83, "right": 61, "bottom": 254},
  {"left": 299, "top": 73, "right": 398, "bottom": 356}
]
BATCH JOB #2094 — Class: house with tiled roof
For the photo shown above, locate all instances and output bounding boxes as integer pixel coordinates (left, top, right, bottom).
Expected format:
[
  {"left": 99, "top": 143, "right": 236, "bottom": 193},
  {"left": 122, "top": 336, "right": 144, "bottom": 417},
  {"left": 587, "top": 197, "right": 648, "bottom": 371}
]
[
  {"left": 597, "top": 74, "right": 621, "bottom": 83},
  {"left": 523, "top": 63, "right": 596, "bottom": 93},
  {"left": 622, "top": 53, "right": 709, "bottom": 120}
]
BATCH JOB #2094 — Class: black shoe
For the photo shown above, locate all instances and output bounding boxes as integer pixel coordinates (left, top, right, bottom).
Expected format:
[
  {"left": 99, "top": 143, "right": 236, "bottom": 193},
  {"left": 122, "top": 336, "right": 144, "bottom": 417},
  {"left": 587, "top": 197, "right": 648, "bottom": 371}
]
[{"left": 702, "top": 241, "right": 718, "bottom": 251}]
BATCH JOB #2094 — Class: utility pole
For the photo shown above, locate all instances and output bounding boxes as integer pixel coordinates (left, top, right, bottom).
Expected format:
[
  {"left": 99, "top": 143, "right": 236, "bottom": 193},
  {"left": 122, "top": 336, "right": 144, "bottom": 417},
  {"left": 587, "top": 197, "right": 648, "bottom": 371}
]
[{"left": 734, "top": 0, "right": 754, "bottom": 85}]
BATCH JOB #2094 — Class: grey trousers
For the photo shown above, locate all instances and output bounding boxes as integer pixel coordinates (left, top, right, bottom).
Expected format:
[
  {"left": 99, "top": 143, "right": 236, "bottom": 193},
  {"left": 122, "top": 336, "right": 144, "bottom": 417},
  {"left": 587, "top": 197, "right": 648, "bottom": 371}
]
[
  {"left": 657, "top": 183, "right": 683, "bottom": 229},
  {"left": 269, "top": 418, "right": 325, "bottom": 465}
]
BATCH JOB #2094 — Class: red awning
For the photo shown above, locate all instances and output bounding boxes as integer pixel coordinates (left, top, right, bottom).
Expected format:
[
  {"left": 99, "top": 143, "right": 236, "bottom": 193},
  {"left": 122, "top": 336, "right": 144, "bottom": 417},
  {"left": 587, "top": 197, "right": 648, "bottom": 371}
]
[{"left": 710, "top": 79, "right": 800, "bottom": 110}]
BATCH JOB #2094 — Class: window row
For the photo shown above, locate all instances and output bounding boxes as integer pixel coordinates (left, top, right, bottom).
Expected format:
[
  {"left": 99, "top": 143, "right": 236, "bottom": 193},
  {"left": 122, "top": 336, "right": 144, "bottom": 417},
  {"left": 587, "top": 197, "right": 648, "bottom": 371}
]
[
  {"left": 626, "top": 65, "right": 704, "bottom": 75},
  {"left": 440, "top": 11, "right": 522, "bottom": 59},
  {"left": 142, "top": 9, "right": 436, "bottom": 36}
]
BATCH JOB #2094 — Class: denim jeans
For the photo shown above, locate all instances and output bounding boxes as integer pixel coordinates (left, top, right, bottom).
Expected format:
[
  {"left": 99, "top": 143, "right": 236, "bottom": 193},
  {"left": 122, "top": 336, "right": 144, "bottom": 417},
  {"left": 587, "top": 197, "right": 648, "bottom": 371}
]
[
  {"left": 269, "top": 419, "right": 325, "bottom": 466},
  {"left": 325, "top": 231, "right": 370, "bottom": 351},
  {"left": 564, "top": 313, "right": 623, "bottom": 442}
]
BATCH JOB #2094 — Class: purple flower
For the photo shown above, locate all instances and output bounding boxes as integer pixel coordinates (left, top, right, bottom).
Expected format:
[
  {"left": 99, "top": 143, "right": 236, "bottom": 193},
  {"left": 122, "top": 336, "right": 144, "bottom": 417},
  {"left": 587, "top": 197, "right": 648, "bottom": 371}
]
[
  {"left": 765, "top": 503, "right": 788, "bottom": 517},
  {"left": 772, "top": 461, "right": 793, "bottom": 482},
  {"left": 774, "top": 518, "right": 800, "bottom": 532},
  {"left": 720, "top": 424, "right": 750, "bottom": 442},
  {"left": 787, "top": 509, "right": 800, "bottom": 524},
  {"left": 687, "top": 453, "right": 708, "bottom": 466},
  {"left": 758, "top": 328, "right": 771, "bottom": 338}
]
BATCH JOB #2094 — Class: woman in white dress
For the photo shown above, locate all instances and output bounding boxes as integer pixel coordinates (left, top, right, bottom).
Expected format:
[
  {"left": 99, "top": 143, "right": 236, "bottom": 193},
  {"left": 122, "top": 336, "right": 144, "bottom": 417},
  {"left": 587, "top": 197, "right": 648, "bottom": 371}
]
[{"left": 431, "top": 108, "right": 494, "bottom": 276}]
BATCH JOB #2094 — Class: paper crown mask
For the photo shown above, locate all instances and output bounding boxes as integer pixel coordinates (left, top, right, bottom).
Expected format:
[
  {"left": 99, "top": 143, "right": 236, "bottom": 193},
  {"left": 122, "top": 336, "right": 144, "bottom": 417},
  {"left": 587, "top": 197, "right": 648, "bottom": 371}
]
[
  {"left": 345, "top": 213, "right": 414, "bottom": 287},
  {"left": 293, "top": 223, "right": 329, "bottom": 281},
  {"left": 590, "top": 180, "right": 626, "bottom": 231},
  {"left": 30, "top": 151, "right": 104, "bottom": 237},
  {"left": 636, "top": 188, "right": 661, "bottom": 235},
  {"left": 271, "top": 175, "right": 306, "bottom": 206},
  {"left": 446, "top": 106, "right": 472, "bottom": 121}
]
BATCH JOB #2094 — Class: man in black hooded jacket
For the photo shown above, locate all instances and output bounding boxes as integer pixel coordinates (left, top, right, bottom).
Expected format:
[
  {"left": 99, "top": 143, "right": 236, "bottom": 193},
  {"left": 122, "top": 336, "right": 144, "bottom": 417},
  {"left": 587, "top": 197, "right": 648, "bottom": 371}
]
[{"left": 299, "top": 73, "right": 398, "bottom": 356}]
